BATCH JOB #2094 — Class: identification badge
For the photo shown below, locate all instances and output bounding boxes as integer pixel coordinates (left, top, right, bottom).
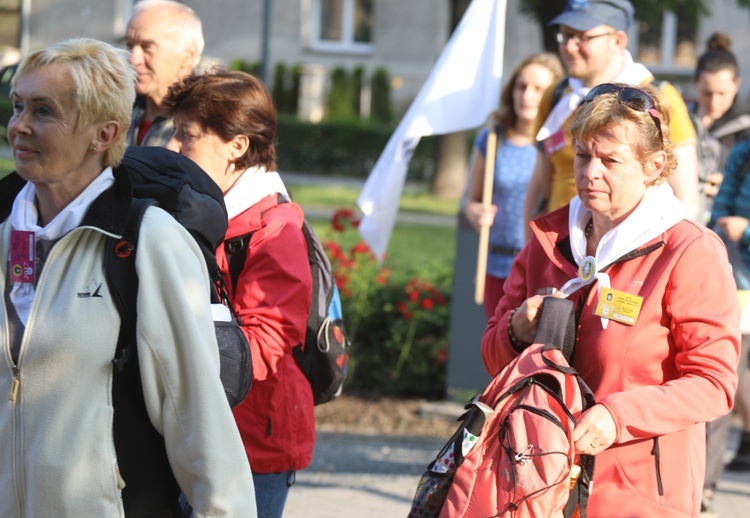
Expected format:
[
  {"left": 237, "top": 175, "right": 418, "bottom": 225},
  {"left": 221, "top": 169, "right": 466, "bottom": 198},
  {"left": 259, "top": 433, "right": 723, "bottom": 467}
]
[
  {"left": 10, "top": 230, "right": 35, "bottom": 284},
  {"left": 594, "top": 287, "right": 643, "bottom": 326},
  {"left": 542, "top": 129, "right": 566, "bottom": 155}
]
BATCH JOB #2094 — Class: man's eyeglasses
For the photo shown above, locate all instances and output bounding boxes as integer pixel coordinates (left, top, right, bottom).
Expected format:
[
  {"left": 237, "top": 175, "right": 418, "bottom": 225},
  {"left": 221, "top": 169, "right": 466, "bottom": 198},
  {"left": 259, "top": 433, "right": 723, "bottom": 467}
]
[
  {"left": 582, "top": 83, "right": 663, "bottom": 144},
  {"left": 556, "top": 31, "right": 614, "bottom": 46}
]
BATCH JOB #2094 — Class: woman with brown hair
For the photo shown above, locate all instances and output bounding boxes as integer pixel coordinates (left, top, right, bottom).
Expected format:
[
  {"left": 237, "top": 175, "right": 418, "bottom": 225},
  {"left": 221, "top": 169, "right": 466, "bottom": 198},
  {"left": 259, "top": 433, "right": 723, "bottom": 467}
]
[
  {"left": 164, "top": 69, "right": 313, "bottom": 518},
  {"left": 463, "top": 52, "right": 563, "bottom": 318}
]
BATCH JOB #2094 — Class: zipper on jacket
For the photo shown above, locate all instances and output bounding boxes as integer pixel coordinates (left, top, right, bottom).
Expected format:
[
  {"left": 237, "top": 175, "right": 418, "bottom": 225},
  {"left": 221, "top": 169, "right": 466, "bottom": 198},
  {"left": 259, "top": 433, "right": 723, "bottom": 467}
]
[
  {"left": 9, "top": 366, "right": 19, "bottom": 401},
  {"left": 114, "top": 459, "right": 127, "bottom": 490},
  {"left": 651, "top": 437, "right": 664, "bottom": 496}
]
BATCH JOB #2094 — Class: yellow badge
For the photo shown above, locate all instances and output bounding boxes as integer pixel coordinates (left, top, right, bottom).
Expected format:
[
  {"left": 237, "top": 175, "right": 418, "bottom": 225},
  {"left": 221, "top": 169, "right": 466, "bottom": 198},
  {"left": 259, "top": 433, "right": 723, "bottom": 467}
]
[{"left": 594, "top": 287, "right": 643, "bottom": 326}]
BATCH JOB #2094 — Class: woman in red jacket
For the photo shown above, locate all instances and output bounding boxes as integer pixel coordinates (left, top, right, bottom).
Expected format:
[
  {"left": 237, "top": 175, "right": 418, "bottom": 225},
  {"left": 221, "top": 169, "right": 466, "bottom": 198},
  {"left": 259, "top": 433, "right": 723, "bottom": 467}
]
[
  {"left": 164, "top": 70, "right": 314, "bottom": 517},
  {"left": 482, "top": 83, "right": 740, "bottom": 517}
]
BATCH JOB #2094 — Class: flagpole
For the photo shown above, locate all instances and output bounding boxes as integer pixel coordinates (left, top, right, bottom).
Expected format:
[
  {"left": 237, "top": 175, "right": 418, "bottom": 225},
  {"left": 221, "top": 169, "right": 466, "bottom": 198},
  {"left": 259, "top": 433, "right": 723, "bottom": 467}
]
[{"left": 474, "top": 124, "right": 497, "bottom": 305}]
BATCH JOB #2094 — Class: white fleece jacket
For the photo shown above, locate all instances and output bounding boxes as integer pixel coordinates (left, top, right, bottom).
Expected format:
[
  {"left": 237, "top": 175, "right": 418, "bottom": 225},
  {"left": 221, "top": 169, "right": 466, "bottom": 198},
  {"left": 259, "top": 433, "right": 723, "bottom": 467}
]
[{"left": 0, "top": 206, "right": 256, "bottom": 517}]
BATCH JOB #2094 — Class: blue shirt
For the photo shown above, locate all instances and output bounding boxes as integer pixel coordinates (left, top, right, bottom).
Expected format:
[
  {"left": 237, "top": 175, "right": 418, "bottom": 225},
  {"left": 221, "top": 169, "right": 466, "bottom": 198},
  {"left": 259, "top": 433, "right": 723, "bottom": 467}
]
[{"left": 475, "top": 127, "right": 537, "bottom": 279}]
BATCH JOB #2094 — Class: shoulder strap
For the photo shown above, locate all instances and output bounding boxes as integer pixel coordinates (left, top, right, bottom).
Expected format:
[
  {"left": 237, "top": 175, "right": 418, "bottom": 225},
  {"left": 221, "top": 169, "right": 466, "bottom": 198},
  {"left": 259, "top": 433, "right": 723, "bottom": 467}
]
[
  {"left": 223, "top": 193, "right": 289, "bottom": 291},
  {"left": 533, "top": 297, "right": 577, "bottom": 366},
  {"left": 550, "top": 77, "right": 570, "bottom": 108},
  {"left": 107, "top": 198, "right": 154, "bottom": 372},
  {"left": 711, "top": 114, "right": 750, "bottom": 141}
]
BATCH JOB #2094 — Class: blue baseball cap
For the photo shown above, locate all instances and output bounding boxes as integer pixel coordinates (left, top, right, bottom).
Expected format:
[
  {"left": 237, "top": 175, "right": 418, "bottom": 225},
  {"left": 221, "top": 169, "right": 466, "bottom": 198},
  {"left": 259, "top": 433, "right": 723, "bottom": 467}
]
[{"left": 550, "top": 0, "right": 634, "bottom": 33}]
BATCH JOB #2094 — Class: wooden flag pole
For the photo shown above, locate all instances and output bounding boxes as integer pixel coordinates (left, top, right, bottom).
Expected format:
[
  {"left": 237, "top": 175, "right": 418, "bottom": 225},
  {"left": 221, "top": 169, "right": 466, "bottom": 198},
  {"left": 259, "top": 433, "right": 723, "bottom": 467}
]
[{"left": 474, "top": 125, "right": 498, "bottom": 305}]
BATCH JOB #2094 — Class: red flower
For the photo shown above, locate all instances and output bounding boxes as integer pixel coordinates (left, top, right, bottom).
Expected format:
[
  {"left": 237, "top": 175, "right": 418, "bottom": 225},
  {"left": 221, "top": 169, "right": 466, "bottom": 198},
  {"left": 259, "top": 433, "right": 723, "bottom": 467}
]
[
  {"left": 331, "top": 208, "right": 361, "bottom": 233},
  {"left": 335, "top": 274, "right": 350, "bottom": 290},
  {"left": 436, "top": 349, "right": 447, "bottom": 364},
  {"left": 408, "top": 291, "right": 419, "bottom": 302},
  {"left": 397, "top": 301, "right": 409, "bottom": 315},
  {"left": 376, "top": 268, "right": 391, "bottom": 285},
  {"left": 351, "top": 241, "right": 371, "bottom": 256},
  {"left": 420, "top": 298, "right": 434, "bottom": 310}
]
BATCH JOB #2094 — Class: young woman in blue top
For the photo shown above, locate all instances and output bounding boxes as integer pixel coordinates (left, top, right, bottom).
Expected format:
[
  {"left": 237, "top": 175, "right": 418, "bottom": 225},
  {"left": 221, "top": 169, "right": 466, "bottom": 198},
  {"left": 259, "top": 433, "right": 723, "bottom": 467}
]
[{"left": 463, "top": 52, "right": 563, "bottom": 318}]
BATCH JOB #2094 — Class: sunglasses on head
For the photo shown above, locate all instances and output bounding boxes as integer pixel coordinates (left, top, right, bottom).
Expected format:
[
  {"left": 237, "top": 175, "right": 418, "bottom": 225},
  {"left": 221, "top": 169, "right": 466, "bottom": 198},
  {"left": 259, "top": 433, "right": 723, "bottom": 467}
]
[{"left": 582, "top": 83, "right": 663, "bottom": 144}]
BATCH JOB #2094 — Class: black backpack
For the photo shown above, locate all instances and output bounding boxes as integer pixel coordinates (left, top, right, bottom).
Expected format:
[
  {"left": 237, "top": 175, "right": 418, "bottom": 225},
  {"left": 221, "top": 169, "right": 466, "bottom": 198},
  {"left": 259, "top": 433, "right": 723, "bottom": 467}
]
[
  {"left": 224, "top": 193, "right": 350, "bottom": 405},
  {"left": 109, "top": 146, "right": 252, "bottom": 409}
]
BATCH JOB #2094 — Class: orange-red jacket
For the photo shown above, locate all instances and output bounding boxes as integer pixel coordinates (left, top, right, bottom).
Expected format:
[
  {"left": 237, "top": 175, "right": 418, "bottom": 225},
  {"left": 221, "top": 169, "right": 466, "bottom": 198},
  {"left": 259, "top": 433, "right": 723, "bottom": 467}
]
[
  {"left": 482, "top": 205, "right": 740, "bottom": 517},
  {"left": 217, "top": 193, "right": 315, "bottom": 474}
]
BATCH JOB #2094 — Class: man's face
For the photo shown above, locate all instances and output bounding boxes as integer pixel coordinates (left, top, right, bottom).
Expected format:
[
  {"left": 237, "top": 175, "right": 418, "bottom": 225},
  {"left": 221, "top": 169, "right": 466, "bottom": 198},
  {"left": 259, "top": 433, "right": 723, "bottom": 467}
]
[
  {"left": 125, "top": 7, "right": 194, "bottom": 105},
  {"left": 557, "top": 25, "right": 620, "bottom": 83}
]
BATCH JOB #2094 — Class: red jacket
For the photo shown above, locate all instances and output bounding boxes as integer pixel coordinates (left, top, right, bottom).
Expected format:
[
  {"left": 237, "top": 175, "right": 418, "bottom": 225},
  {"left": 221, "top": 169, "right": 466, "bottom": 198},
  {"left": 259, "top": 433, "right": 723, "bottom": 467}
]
[
  {"left": 482, "top": 206, "right": 740, "bottom": 517},
  {"left": 216, "top": 194, "right": 315, "bottom": 474}
]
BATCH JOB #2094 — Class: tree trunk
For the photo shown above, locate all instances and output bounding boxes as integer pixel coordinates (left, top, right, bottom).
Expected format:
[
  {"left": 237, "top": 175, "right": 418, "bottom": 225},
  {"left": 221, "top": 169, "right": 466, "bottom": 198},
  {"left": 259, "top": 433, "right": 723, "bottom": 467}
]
[{"left": 432, "top": 132, "right": 468, "bottom": 200}]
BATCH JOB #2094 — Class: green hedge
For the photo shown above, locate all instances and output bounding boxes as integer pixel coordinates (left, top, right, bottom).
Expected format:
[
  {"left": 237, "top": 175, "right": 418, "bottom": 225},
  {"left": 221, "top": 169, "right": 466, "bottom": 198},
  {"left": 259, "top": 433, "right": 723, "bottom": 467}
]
[{"left": 276, "top": 115, "right": 439, "bottom": 181}]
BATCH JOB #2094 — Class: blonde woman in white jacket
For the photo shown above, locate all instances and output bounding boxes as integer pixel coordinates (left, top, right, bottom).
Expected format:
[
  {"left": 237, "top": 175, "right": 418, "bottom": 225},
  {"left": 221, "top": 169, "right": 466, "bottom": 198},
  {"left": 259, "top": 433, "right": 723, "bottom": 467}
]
[{"left": 0, "top": 38, "right": 255, "bottom": 517}]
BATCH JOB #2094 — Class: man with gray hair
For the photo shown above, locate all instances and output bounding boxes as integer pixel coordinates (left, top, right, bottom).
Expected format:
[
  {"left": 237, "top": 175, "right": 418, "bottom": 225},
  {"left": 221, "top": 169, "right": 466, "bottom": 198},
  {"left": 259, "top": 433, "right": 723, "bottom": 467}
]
[{"left": 125, "top": 0, "right": 204, "bottom": 146}]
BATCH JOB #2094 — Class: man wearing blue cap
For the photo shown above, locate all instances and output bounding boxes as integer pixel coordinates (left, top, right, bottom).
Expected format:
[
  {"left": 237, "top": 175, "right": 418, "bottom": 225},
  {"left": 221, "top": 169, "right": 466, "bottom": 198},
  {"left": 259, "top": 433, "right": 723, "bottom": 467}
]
[{"left": 523, "top": 0, "right": 699, "bottom": 229}]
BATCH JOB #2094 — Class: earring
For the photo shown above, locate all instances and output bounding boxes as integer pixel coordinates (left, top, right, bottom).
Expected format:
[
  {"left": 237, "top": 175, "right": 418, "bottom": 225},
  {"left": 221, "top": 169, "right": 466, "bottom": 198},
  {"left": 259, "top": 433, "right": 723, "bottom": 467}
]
[
  {"left": 90, "top": 146, "right": 97, "bottom": 152},
  {"left": 228, "top": 163, "right": 236, "bottom": 175}
]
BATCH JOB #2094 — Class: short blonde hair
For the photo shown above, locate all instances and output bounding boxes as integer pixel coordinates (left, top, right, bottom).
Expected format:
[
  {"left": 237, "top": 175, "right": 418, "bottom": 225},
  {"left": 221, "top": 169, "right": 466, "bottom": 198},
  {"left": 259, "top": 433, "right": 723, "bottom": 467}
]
[
  {"left": 567, "top": 83, "right": 677, "bottom": 183},
  {"left": 12, "top": 38, "right": 136, "bottom": 167}
]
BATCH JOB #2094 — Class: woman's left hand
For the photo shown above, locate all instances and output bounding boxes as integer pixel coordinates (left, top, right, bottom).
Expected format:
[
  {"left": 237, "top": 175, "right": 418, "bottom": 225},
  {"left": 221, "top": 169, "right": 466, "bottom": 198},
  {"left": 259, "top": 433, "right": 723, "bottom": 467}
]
[{"left": 572, "top": 404, "right": 617, "bottom": 455}]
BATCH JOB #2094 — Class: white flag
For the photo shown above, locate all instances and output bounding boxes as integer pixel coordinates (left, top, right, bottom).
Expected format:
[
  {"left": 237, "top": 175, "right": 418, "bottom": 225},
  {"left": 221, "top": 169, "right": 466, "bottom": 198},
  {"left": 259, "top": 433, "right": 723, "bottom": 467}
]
[{"left": 357, "top": 0, "right": 507, "bottom": 260}]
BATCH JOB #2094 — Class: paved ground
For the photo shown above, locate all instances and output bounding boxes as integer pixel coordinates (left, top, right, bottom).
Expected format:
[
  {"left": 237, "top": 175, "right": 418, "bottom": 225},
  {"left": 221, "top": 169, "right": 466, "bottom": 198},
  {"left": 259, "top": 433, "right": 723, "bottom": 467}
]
[{"left": 285, "top": 421, "right": 750, "bottom": 517}]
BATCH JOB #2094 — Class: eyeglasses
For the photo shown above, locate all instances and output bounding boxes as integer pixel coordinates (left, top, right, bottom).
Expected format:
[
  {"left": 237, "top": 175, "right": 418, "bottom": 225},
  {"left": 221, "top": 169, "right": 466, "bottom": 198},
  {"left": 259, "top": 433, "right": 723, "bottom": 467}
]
[
  {"left": 582, "top": 83, "right": 663, "bottom": 145},
  {"left": 556, "top": 31, "right": 615, "bottom": 46}
]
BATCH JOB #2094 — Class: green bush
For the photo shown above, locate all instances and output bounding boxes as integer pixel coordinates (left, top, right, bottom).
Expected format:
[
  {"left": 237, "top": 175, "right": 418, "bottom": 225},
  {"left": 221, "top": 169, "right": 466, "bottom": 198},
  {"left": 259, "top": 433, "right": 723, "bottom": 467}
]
[
  {"left": 327, "top": 67, "right": 356, "bottom": 120},
  {"left": 370, "top": 67, "right": 392, "bottom": 124},
  {"left": 276, "top": 115, "right": 438, "bottom": 181},
  {"left": 272, "top": 62, "right": 287, "bottom": 113},
  {"left": 288, "top": 64, "right": 302, "bottom": 116},
  {"left": 353, "top": 66, "right": 364, "bottom": 116},
  {"left": 320, "top": 209, "right": 450, "bottom": 399},
  {"left": 230, "top": 59, "right": 260, "bottom": 77}
]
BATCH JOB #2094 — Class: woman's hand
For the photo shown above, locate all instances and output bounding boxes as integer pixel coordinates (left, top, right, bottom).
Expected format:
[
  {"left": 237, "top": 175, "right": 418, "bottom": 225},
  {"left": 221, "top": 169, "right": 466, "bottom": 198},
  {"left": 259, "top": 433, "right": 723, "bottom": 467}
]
[
  {"left": 703, "top": 171, "right": 724, "bottom": 198},
  {"left": 464, "top": 201, "right": 497, "bottom": 232},
  {"left": 716, "top": 216, "right": 750, "bottom": 242},
  {"left": 572, "top": 404, "right": 617, "bottom": 455},
  {"left": 510, "top": 291, "right": 565, "bottom": 344}
]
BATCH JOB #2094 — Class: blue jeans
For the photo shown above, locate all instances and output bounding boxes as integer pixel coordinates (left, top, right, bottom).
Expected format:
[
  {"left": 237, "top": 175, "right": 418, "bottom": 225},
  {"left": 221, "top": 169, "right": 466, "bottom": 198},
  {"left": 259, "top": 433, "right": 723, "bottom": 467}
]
[{"left": 253, "top": 470, "right": 295, "bottom": 518}]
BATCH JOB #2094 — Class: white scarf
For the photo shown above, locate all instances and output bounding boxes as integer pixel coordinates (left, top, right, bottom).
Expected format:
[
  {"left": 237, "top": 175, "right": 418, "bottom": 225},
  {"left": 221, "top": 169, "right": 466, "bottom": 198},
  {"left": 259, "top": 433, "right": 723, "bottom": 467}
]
[
  {"left": 559, "top": 182, "right": 687, "bottom": 328},
  {"left": 9, "top": 169, "right": 115, "bottom": 325},
  {"left": 536, "top": 51, "right": 653, "bottom": 141},
  {"left": 223, "top": 165, "right": 289, "bottom": 220}
]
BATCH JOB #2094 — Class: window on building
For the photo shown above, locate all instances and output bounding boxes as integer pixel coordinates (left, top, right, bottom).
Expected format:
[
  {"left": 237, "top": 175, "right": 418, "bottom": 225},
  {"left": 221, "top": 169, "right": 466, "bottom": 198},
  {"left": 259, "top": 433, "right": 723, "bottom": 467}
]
[
  {"left": 630, "top": 9, "right": 698, "bottom": 96},
  {"left": 311, "top": 0, "right": 373, "bottom": 53},
  {"left": 635, "top": 10, "right": 697, "bottom": 71},
  {"left": 0, "top": 0, "right": 21, "bottom": 50}
]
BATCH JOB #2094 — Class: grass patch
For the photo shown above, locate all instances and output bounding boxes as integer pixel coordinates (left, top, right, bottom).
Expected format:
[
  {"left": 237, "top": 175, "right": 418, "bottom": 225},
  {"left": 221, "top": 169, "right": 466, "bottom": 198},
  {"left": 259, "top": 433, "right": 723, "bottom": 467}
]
[
  {"left": 309, "top": 216, "right": 455, "bottom": 282},
  {"left": 288, "top": 181, "right": 460, "bottom": 217}
]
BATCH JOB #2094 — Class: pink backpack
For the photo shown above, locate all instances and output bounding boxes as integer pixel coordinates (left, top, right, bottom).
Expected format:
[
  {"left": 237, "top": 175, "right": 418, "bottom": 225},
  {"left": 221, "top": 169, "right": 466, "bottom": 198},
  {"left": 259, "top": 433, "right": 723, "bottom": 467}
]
[{"left": 410, "top": 298, "right": 595, "bottom": 517}]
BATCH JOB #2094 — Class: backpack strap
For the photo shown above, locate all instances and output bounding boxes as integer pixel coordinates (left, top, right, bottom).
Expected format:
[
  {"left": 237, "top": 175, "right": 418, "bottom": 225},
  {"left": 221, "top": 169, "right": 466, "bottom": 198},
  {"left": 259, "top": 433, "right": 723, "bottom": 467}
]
[
  {"left": 105, "top": 197, "right": 182, "bottom": 515},
  {"left": 224, "top": 193, "right": 289, "bottom": 291},
  {"left": 550, "top": 77, "right": 570, "bottom": 109},
  {"left": 534, "top": 297, "right": 576, "bottom": 364},
  {"left": 107, "top": 197, "right": 154, "bottom": 372}
]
